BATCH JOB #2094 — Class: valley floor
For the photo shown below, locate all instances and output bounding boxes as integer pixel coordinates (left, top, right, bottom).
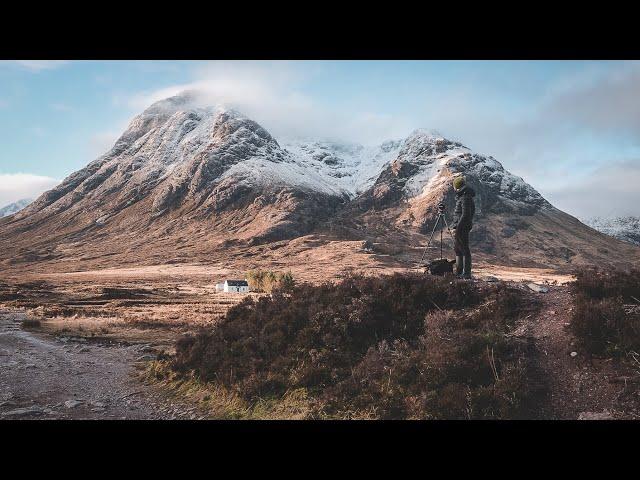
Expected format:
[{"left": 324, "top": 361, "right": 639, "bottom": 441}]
[{"left": 0, "top": 261, "right": 636, "bottom": 420}]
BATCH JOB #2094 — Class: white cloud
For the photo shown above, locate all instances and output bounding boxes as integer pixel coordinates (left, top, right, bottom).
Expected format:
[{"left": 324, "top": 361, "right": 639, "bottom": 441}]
[
  {"left": 541, "top": 160, "right": 640, "bottom": 220},
  {"left": 0, "top": 173, "right": 60, "bottom": 207},
  {"left": 543, "top": 61, "right": 640, "bottom": 136},
  {"left": 122, "top": 61, "right": 410, "bottom": 145},
  {"left": 0, "top": 60, "right": 70, "bottom": 72}
]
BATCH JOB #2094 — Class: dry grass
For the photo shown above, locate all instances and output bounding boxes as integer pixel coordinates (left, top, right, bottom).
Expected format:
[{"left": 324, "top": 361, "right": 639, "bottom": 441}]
[{"left": 143, "top": 360, "right": 313, "bottom": 419}]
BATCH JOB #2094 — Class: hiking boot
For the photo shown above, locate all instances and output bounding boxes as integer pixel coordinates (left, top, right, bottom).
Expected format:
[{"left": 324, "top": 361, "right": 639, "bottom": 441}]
[
  {"left": 455, "top": 256, "right": 463, "bottom": 275},
  {"left": 463, "top": 254, "right": 472, "bottom": 277}
]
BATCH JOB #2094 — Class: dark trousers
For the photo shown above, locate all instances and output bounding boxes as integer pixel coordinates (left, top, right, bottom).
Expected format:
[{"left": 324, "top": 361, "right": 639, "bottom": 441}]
[{"left": 454, "top": 226, "right": 471, "bottom": 257}]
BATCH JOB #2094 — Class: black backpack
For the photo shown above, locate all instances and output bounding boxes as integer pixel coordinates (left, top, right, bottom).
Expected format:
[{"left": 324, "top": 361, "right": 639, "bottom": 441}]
[{"left": 427, "top": 258, "right": 455, "bottom": 276}]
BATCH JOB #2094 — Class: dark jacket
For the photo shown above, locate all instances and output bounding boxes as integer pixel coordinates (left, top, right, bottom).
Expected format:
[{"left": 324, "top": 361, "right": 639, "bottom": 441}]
[{"left": 451, "top": 186, "right": 476, "bottom": 230}]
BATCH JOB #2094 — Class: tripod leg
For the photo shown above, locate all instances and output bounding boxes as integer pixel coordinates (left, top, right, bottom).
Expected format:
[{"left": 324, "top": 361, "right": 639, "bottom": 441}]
[
  {"left": 442, "top": 214, "right": 455, "bottom": 241},
  {"left": 419, "top": 214, "right": 443, "bottom": 264}
]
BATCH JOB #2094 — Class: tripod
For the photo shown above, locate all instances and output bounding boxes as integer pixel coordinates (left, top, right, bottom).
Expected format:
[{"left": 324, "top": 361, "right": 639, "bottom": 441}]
[{"left": 419, "top": 207, "right": 455, "bottom": 265}]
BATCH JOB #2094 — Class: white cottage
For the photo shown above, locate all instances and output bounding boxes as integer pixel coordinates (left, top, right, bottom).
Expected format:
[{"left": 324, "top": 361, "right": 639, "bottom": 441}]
[{"left": 219, "top": 279, "right": 250, "bottom": 293}]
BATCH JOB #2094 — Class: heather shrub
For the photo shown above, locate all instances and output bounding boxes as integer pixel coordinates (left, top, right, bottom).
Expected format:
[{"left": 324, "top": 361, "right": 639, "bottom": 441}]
[
  {"left": 174, "top": 273, "right": 546, "bottom": 419},
  {"left": 572, "top": 268, "right": 640, "bottom": 300},
  {"left": 21, "top": 318, "right": 41, "bottom": 329},
  {"left": 570, "top": 268, "right": 640, "bottom": 356}
]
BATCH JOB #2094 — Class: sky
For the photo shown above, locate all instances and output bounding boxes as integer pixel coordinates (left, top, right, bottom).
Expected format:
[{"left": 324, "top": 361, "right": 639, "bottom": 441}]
[{"left": 1, "top": 60, "right": 639, "bottom": 220}]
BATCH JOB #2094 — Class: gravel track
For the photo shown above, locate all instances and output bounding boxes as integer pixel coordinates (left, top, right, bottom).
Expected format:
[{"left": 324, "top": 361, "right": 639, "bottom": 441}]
[{"left": 0, "top": 309, "right": 202, "bottom": 420}]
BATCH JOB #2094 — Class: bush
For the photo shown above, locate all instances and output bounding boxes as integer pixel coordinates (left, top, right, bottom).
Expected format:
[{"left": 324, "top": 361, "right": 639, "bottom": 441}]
[
  {"left": 21, "top": 318, "right": 41, "bottom": 329},
  {"left": 570, "top": 268, "right": 640, "bottom": 357},
  {"left": 572, "top": 268, "right": 640, "bottom": 301},
  {"left": 246, "top": 270, "right": 295, "bottom": 293},
  {"left": 173, "top": 273, "right": 546, "bottom": 419}
]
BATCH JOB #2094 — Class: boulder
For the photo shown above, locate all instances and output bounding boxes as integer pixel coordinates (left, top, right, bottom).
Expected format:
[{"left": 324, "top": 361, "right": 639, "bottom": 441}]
[{"left": 527, "top": 283, "right": 549, "bottom": 293}]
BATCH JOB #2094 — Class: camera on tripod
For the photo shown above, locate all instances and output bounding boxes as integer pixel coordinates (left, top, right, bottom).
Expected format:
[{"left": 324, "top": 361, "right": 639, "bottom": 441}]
[{"left": 418, "top": 200, "right": 455, "bottom": 274}]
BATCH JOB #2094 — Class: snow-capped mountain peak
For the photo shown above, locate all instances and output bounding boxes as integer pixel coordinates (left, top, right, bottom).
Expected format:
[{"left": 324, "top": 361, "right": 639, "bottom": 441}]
[
  {"left": 280, "top": 138, "right": 403, "bottom": 196},
  {"left": 19, "top": 90, "right": 551, "bottom": 228}
]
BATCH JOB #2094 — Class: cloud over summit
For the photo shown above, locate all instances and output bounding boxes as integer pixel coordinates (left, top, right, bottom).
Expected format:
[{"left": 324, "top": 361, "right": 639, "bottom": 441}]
[{"left": 0, "top": 173, "right": 59, "bottom": 207}]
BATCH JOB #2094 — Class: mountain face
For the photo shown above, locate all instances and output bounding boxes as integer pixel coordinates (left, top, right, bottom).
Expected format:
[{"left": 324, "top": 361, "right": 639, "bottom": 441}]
[
  {"left": 586, "top": 216, "right": 640, "bottom": 246},
  {"left": 1, "top": 92, "right": 637, "bottom": 271},
  {"left": 11, "top": 93, "right": 349, "bottom": 247},
  {"left": 0, "top": 198, "right": 32, "bottom": 218}
]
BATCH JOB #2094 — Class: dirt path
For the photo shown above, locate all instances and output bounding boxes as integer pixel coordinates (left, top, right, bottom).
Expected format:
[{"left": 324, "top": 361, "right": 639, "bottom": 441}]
[
  {"left": 0, "top": 309, "right": 202, "bottom": 420},
  {"left": 517, "top": 285, "right": 632, "bottom": 419}
]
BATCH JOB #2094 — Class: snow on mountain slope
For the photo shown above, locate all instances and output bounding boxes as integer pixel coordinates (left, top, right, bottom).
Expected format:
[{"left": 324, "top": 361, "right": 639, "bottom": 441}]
[
  {"left": 353, "top": 128, "right": 550, "bottom": 223},
  {"left": 281, "top": 138, "right": 403, "bottom": 196},
  {"left": 281, "top": 128, "right": 547, "bottom": 217},
  {"left": 17, "top": 91, "right": 547, "bottom": 227},
  {"left": 585, "top": 216, "right": 640, "bottom": 246},
  {"left": 218, "top": 155, "right": 348, "bottom": 197},
  {"left": 20, "top": 93, "right": 340, "bottom": 222},
  {"left": 0, "top": 198, "right": 32, "bottom": 217},
  {"left": 399, "top": 130, "right": 547, "bottom": 209},
  {"left": 4, "top": 93, "right": 356, "bottom": 253}
]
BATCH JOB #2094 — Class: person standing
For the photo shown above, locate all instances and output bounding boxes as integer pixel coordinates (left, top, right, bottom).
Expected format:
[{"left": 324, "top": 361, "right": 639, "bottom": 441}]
[{"left": 450, "top": 175, "right": 476, "bottom": 279}]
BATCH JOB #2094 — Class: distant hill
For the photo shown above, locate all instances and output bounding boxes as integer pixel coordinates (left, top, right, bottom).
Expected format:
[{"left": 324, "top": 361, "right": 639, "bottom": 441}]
[
  {"left": 0, "top": 198, "right": 32, "bottom": 218},
  {"left": 585, "top": 216, "right": 640, "bottom": 246}
]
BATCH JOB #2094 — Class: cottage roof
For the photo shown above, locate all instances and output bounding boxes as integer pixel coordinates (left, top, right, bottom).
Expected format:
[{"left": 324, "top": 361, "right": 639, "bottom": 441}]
[{"left": 225, "top": 279, "right": 249, "bottom": 287}]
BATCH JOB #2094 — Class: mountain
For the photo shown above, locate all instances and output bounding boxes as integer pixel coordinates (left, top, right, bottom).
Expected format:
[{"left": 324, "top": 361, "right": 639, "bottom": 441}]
[
  {"left": 320, "top": 130, "right": 637, "bottom": 268},
  {"left": 585, "top": 216, "right": 640, "bottom": 246},
  {"left": 1, "top": 92, "right": 638, "bottom": 272},
  {"left": 10, "top": 93, "right": 348, "bottom": 244},
  {"left": 0, "top": 198, "right": 32, "bottom": 218}
]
